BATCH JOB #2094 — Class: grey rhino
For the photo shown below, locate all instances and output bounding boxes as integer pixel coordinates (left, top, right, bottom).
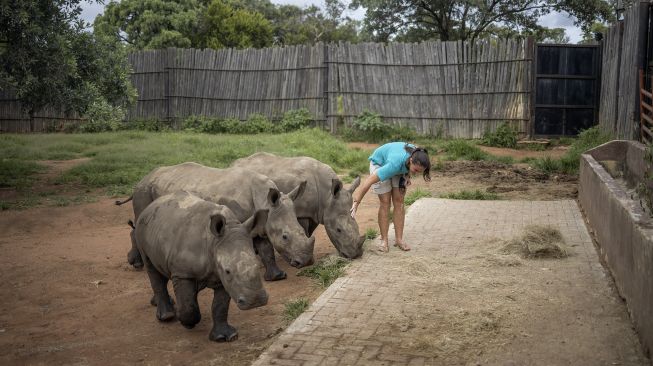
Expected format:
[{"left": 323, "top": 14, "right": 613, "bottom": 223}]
[
  {"left": 233, "top": 153, "right": 365, "bottom": 259},
  {"left": 117, "top": 162, "right": 315, "bottom": 280},
  {"left": 134, "top": 191, "right": 269, "bottom": 342}
]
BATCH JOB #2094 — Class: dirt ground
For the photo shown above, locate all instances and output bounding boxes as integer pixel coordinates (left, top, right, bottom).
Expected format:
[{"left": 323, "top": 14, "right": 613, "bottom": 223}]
[{"left": 0, "top": 147, "right": 580, "bottom": 366}]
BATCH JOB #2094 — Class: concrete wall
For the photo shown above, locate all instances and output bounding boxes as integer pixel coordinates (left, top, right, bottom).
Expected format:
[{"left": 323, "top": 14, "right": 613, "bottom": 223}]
[{"left": 579, "top": 140, "right": 653, "bottom": 359}]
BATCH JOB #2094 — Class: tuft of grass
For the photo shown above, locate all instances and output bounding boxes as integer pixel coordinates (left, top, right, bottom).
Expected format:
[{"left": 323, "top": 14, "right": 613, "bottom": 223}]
[
  {"left": 297, "top": 255, "right": 350, "bottom": 288},
  {"left": 529, "top": 127, "right": 611, "bottom": 175},
  {"left": 488, "top": 155, "right": 514, "bottom": 165},
  {"left": 405, "top": 187, "right": 432, "bottom": 205},
  {"left": 365, "top": 228, "right": 379, "bottom": 240},
  {"left": 441, "top": 190, "right": 499, "bottom": 200},
  {"left": 441, "top": 140, "right": 488, "bottom": 161},
  {"left": 283, "top": 298, "right": 310, "bottom": 322}
]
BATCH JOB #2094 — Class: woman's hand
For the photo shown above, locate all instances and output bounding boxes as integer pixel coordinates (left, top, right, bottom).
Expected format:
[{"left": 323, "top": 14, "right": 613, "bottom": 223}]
[{"left": 350, "top": 201, "right": 360, "bottom": 218}]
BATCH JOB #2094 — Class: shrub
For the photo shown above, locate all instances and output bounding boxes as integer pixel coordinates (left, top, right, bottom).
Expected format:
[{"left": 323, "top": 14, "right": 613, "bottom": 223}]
[
  {"left": 481, "top": 122, "right": 518, "bottom": 148},
  {"left": 78, "top": 100, "right": 125, "bottom": 132},
  {"left": 365, "top": 228, "right": 379, "bottom": 240},
  {"left": 279, "top": 108, "right": 312, "bottom": 132},
  {"left": 442, "top": 140, "right": 488, "bottom": 161},
  {"left": 122, "top": 119, "right": 171, "bottom": 132},
  {"left": 242, "top": 114, "right": 276, "bottom": 134}
]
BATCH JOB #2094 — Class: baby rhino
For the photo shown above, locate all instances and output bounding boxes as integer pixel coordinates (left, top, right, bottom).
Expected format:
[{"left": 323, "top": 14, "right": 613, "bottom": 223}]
[{"left": 134, "top": 191, "right": 269, "bottom": 342}]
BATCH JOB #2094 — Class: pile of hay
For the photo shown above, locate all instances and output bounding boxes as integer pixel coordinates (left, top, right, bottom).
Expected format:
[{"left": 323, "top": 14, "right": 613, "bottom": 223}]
[{"left": 502, "top": 224, "right": 569, "bottom": 259}]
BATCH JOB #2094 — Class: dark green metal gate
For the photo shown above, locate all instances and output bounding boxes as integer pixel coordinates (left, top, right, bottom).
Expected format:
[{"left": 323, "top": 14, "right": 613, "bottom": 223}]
[{"left": 534, "top": 44, "right": 601, "bottom": 136}]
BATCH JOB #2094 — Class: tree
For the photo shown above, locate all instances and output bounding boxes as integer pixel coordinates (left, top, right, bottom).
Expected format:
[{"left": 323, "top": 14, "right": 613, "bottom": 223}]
[
  {"left": 350, "top": 0, "right": 615, "bottom": 42},
  {"left": 197, "top": 0, "right": 273, "bottom": 49},
  {"left": 0, "top": 0, "right": 136, "bottom": 124},
  {"left": 94, "top": 0, "right": 204, "bottom": 49},
  {"left": 580, "top": 21, "right": 609, "bottom": 43}
]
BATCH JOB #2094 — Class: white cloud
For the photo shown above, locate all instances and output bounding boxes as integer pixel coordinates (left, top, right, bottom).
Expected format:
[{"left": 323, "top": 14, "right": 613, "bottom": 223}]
[
  {"left": 538, "top": 10, "right": 582, "bottom": 43},
  {"left": 79, "top": 1, "right": 105, "bottom": 25}
]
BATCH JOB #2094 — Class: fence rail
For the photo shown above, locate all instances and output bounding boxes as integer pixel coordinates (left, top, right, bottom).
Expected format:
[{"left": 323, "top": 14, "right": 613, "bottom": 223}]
[{"left": 1, "top": 40, "right": 534, "bottom": 137}]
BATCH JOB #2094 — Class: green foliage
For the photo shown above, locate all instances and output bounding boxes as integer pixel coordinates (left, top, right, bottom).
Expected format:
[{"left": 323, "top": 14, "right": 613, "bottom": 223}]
[
  {"left": 481, "top": 122, "right": 518, "bottom": 148},
  {"left": 94, "top": 0, "right": 203, "bottom": 50},
  {"left": 442, "top": 140, "right": 488, "bottom": 161},
  {"left": 343, "top": 110, "right": 417, "bottom": 143},
  {"left": 1, "top": 1, "right": 136, "bottom": 120},
  {"left": 122, "top": 119, "right": 172, "bottom": 132},
  {"left": 441, "top": 189, "right": 499, "bottom": 200},
  {"left": 350, "top": 0, "right": 614, "bottom": 42},
  {"left": 364, "top": 228, "right": 379, "bottom": 240},
  {"left": 297, "top": 255, "right": 350, "bottom": 288},
  {"left": 77, "top": 100, "right": 125, "bottom": 133},
  {"left": 405, "top": 187, "right": 432, "bottom": 205},
  {"left": 199, "top": 0, "right": 273, "bottom": 49},
  {"left": 283, "top": 298, "right": 309, "bottom": 322},
  {"left": 0, "top": 159, "right": 44, "bottom": 190},
  {"left": 278, "top": 108, "right": 313, "bottom": 132}
]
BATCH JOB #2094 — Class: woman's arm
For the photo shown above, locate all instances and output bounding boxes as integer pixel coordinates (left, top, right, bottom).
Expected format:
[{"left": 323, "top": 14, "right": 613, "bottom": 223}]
[{"left": 350, "top": 173, "right": 380, "bottom": 218}]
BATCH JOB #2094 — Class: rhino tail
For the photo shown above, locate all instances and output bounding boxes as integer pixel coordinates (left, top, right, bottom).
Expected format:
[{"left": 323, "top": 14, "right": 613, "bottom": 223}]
[
  {"left": 128, "top": 219, "right": 135, "bottom": 229},
  {"left": 115, "top": 195, "right": 133, "bottom": 206}
]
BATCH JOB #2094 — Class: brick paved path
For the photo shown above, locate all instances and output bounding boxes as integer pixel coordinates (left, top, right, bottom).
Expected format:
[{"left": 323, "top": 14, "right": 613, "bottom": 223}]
[{"left": 252, "top": 199, "right": 649, "bottom": 366}]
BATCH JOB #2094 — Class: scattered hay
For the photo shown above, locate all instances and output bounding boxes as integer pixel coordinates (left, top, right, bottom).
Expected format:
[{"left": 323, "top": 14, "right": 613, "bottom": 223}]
[
  {"left": 502, "top": 224, "right": 569, "bottom": 259},
  {"left": 485, "top": 254, "right": 523, "bottom": 267}
]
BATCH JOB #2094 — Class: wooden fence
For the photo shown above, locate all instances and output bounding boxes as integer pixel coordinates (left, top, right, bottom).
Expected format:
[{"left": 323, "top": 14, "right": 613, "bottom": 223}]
[
  {"left": 0, "top": 88, "right": 84, "bottom": 133},
  {"left": 599, "top": 1, "right": 651, "bottom": 140},
  {"left": 1, "top": 39, "right": 533, "bottom": 137}
]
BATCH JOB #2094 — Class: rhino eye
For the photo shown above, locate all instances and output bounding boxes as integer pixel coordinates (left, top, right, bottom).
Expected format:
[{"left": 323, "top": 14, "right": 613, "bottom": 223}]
[
  {"left": 337, "top": 228, "right": 342, "bottom": 233},
  {"left": 225, "top": 269, "right": 231, "bottom": 275},
  {"left": 282, "top": 233, "right": 289, "bottom": 241}
]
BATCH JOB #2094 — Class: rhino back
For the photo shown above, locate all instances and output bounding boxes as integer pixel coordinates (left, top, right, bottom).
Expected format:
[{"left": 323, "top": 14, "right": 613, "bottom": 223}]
[
  {"left": 135, "top": 192, "right": 233, "bottom": 280},
  {"left": 134, "top": 162, "right": 274, "bottom": 222},
  {"left": 234, "top": 153, "right": 335, "bottom": 220}
]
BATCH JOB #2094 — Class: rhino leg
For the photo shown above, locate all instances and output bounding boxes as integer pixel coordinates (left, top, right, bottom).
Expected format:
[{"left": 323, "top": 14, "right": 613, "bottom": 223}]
[
  {"left": 298, "top": 218, "right": 319, "bottom": 237},
  {"left": 127, "top": 229, "right": 144, "bottom": 269},
  {"left": 209, "top": 286, "right": 238, "bottom": 342},
  {"left": 254, "top": 237, "right": 286, "bottom": 281},
  {"left": 144, "top": 259, "right": 175, "bottom": 322},
  {"left": 173, "top": 278, "right": 201, "bottom": 329}
]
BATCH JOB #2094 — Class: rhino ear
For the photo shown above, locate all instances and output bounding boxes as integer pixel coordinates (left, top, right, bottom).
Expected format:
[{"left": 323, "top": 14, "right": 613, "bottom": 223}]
[
  {"left": 288, "top": 180, "right": 307, "bottom": 201},
  {"left": 331, "top": 179, "right": 343, "bottom": 197},
  {"left": 209, "top": 214, "right": 227, "bottom": 238},
  {"left": 267, "top": 188, "right": 281, "bottom": 207},
  {"left": 348, "top": 176, "right": 361, "bottom": 193},
  {"left": 243, "top": 209, "right": 269, "bottom": 237}
]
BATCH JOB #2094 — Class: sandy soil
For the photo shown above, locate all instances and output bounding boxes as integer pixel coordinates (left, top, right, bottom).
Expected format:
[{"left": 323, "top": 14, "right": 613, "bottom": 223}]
[{"left": 0, "top": 149, "right": 579, "bottom": 365}]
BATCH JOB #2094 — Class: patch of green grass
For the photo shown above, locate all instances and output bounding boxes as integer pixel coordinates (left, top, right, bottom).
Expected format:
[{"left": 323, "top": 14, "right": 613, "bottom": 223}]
[
  {"left": 297, "top": 255, "right": 350, "bottom": 288},
  {"left": 0, "top": 159, "right": 44, "bottom": 190},
  {"left": 283, "top": 298, "right": 309, "bottom": 322},
  {"left": 1, "top": 129, "right": 370, "bottom": 201},
  {"left": 441, "top": 190, "right": 499, "bottom": 200},
  {"left": 441, "top": 140, "right": 488, "bottom": 161},
  {"left": 0, "top": 201, "right": 9, "bottom": 211},
  {"left": 520, "top": 157, "right": 537, "bottom": 164},
  {"left": 365, "top": 228, "right": 379, "bottom": 240},
  {"left": 531, "top": 156, "right": 561, "bottom": 175},
  {"left": 49, "top": 195, "right": 98, "bottom": 207},
  {"left": 405, "top": 187, "right": 432, "bottom": 205}
]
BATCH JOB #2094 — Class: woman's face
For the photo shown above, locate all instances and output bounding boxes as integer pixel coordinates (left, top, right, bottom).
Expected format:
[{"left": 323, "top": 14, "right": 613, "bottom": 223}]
[{"left": 408, "top": 158, "right": 426, "bottom": 176}]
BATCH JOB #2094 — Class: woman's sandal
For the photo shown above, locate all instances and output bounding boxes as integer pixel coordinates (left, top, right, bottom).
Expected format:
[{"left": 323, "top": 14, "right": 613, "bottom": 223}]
[
  {"left": 376, "top": 240, "right": 389, "bottom": 253},
  {"left": 394, "top": 242, "right": 411, "bottom": 251}
]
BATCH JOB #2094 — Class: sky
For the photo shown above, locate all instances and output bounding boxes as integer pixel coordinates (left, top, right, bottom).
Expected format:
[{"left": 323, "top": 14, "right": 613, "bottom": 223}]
[{"left": 79, "top": 0, "right": 584, "bottom": 43}]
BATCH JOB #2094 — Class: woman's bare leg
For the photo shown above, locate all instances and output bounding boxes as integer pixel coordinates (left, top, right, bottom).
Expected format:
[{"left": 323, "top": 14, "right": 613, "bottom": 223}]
[
  {"left": 391, "top": 187, "right": 410, "bottom": 251},
  {"left": 377, "top": 192, "right": 391, "bottom": 252}
]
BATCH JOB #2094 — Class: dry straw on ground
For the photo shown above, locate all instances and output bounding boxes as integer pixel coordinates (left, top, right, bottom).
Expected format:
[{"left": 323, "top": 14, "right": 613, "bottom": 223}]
[{"left": 502, "top": 224, "right": 570, "bottom": 259}]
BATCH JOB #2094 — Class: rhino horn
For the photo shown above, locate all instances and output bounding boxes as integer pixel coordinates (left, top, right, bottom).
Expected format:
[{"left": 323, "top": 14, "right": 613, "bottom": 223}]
[
  {"left": 209, "top": 213, "right": 227, "bottom": 238},
  {"left": 267, "top": 187, "right": 281, "bottom": 207},
  {"left": 288, "top": 180, "right": 307, "bottom": 201},
  {"left": 243, "top": 209, "right": 269, "bottom": 237},
  {"left": 331, "top": 178, "right": 343, "bottom": 197},
  {"left": 348, "top": 176, "right": 361, "bottom": 193}
]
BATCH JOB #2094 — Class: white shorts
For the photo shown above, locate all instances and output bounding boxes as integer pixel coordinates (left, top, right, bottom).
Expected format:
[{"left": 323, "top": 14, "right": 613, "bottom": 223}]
[{"left": 370, "top": 162, "right": 406, "bottom": 195}]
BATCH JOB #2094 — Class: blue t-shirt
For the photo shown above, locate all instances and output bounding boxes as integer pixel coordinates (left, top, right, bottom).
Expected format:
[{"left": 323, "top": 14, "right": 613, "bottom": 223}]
[{"left": 369, "top": 142, "right": 414, "bottom": 181}]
